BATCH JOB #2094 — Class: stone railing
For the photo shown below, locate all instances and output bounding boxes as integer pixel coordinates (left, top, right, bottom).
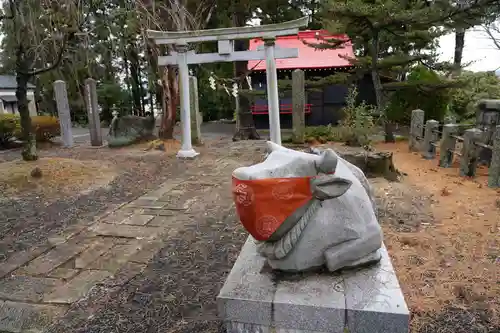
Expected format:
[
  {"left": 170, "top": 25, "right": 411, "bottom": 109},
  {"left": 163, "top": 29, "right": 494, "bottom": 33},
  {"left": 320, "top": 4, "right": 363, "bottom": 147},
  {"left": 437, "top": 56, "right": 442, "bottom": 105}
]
[{"left": 409, "top": 109, "right": 500, "bottom": 188}]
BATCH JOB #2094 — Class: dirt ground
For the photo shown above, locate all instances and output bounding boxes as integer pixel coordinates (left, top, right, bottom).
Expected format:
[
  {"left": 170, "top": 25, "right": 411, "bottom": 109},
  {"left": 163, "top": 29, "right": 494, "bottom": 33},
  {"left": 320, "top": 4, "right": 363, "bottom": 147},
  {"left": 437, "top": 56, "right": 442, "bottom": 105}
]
[
  {"left": 1, "top": 137, "right": 498, "bottom": 333},
  {"left": 373, "top": 142, "right": 500, "bottom": 333}
]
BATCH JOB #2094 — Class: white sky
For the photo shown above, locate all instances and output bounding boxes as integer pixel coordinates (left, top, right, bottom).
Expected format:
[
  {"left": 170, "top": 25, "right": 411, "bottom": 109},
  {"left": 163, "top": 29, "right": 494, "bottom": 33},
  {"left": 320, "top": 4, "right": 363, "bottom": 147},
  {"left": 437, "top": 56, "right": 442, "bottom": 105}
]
[{"left": 437, "top": 27, "right": 500, "bottom": 72}]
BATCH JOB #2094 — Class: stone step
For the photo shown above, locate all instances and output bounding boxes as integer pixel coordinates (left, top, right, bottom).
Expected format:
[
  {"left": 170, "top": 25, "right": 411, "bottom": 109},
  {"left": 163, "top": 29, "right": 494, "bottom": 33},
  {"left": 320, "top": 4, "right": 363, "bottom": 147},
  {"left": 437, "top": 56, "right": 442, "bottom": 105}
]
[
  {"left": 0, "top": 244, "right": 53, "bottom": 279},
  {"left": 0, "top": 276, "right": 62, "bottom": 303},
  {"left": 90, "top": 223, "right": 165, "bottom": 240},
  {"left": 20, "top": 241, "right": 91, "bottom": 276},
  {"left": 43, "top": 270, "right": 112, "bottom": 304}
]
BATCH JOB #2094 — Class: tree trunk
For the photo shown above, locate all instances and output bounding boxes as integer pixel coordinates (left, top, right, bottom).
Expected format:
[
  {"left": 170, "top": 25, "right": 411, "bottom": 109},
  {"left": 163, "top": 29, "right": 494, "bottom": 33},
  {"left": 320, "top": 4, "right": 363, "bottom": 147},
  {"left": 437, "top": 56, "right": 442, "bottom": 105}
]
[
  {"left": 231, "top": 11, "right": 260, "bottom": 141},
  {"left": 158, "top": 65, "right": 177, "bottom": 140},
  {"left": 16, "top": 46, "right": 37, "bottom": 161},
  {"left": 146, "top": 42, "right": 161, "bottom": 114},
  {"left": 123, "top": 49, "right": 132, "bottom": 114},
  {"left": 340, "top": 150, "right": 399, "bottom": 181},
  {"left": 101, "top": 49, "right": 115, "bottom": 123},
  {"left": 139, "top": 70, "right": 147, "bottom": 116},
  {"left": 453, "top": 29, "right": 466, "bottom": 76},
  {"left": 370, "top": 33, "right": 395, "bottom": 143},
  {"left": 129, "top": 45, "right": 143, "bottom": 116}
]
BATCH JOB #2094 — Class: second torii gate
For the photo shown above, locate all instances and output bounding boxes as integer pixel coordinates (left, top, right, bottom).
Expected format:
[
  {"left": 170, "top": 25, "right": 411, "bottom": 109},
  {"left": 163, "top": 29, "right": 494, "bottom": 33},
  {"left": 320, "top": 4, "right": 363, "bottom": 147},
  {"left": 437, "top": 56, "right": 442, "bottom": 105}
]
[{"left": 148, "top": 17, "right": 309, "bottom": 158}]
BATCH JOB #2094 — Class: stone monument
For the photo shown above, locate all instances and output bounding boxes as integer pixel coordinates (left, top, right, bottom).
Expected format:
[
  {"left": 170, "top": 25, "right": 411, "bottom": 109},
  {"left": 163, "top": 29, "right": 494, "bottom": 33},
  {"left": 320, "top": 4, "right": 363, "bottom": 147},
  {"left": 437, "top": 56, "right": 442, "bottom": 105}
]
[
  {"left": 53, "top": 80, "right": 74, "bottom": 147},
  {"left": 84, "top": 78, "right": 103, "bottom": 147},
  {"left": 218, "top": 142, "right": 409, "bottom": 333}
]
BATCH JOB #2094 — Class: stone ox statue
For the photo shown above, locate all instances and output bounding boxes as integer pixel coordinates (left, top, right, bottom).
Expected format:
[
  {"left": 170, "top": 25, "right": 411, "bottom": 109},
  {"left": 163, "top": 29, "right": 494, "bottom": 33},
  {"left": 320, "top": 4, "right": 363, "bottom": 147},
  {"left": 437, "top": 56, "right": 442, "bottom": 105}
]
[{"left": 232, "top": 142, "right": 383, "bottom": 272}]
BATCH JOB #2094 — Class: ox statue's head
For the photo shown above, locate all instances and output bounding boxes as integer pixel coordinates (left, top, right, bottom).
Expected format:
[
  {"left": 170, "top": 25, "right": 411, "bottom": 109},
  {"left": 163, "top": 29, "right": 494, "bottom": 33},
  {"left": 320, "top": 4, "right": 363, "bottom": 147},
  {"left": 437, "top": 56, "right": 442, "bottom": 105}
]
[{"left": 231, "top": 142, "right": 383, "bottom": 273}]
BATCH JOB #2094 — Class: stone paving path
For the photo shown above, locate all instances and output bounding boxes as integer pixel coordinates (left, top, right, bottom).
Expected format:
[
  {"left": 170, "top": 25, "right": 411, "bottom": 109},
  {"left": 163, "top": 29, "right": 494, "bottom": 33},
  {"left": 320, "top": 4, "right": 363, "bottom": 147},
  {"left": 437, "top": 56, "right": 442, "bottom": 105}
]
[{"left": 0, "top": 140, "right": 265, "bottom": 333}]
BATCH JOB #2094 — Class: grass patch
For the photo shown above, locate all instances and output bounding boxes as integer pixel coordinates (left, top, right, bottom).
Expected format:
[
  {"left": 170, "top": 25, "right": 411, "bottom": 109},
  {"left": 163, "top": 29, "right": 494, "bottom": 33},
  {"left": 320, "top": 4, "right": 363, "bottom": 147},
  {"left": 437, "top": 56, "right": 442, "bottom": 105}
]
[{"left": 0, "top": 157, "right": 117, "bottom": 197}]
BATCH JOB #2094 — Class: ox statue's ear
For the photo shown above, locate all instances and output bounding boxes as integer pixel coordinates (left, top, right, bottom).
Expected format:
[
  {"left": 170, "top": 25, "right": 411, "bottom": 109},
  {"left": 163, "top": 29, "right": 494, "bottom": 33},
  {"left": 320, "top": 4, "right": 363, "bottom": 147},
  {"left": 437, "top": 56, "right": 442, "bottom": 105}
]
[
  {"left": 318, "top": 149, "right": 338, "bottom": 173},
  {"left": 312, "top": 176, "right": 352, "bottom": 200},
  {"left": 266, "top": 141, "right": 283, "bottom": 152}
]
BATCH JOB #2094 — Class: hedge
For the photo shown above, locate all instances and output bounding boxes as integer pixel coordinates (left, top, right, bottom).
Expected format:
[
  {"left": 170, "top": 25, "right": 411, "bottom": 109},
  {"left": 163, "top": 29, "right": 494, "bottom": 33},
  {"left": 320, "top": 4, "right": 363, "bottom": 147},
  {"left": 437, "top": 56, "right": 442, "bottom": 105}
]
[{"left": 0, "top": 114, "right": 60, "bottom": 148}]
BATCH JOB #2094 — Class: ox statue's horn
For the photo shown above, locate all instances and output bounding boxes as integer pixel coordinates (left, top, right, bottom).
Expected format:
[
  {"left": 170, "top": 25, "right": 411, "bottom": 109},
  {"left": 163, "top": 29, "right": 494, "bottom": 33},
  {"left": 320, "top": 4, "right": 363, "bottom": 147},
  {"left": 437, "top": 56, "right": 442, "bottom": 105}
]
[
  {"left": 318, "top": 149, "right": 338, "bottom": 174},
  {"left": 266, "top": 141, "right": 283, "bottom": 152}
]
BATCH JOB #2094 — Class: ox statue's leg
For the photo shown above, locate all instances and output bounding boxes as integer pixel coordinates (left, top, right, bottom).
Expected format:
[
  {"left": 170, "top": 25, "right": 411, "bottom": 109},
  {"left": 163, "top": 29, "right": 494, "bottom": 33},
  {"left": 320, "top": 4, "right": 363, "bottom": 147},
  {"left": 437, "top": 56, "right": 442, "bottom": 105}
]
[
  {"left": 323, "top": 222, "right": 382, "bottom": 272},
  {"left": 341, "top": 249, "right": 382, "bottom": 269}
]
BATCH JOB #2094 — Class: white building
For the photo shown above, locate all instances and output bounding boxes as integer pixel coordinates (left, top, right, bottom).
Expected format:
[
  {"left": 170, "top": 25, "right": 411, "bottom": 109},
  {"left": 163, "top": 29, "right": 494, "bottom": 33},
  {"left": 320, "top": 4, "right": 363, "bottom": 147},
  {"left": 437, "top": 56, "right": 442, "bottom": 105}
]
[{"left": 0, "top": 75, "right": 37, "bottom": 116}]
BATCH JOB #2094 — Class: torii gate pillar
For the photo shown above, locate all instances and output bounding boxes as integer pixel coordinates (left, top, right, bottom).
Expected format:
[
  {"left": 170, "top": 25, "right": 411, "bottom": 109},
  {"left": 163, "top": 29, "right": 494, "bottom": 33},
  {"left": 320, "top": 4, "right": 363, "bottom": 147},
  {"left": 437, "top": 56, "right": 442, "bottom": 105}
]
[
  {"left": 264, "top": 38, "right": 281, "bottom": 145},
  {"left": 176, "top": 44, "right": 198, "bottom": 159}
]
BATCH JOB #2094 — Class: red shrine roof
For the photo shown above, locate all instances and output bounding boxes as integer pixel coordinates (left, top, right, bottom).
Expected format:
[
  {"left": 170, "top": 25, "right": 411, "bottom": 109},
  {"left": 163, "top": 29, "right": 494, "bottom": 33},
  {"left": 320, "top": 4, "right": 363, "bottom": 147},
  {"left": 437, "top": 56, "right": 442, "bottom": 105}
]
[{"left": 247, "top": 30, "right": 354, "bottom": 71}]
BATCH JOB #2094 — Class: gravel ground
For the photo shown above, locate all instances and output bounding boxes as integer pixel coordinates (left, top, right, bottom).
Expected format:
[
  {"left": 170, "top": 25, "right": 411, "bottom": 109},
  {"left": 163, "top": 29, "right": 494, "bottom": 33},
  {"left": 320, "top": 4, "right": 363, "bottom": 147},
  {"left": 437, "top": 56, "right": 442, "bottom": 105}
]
[{"left": 1, "top": 137, "right": 498, "bottom": 333}]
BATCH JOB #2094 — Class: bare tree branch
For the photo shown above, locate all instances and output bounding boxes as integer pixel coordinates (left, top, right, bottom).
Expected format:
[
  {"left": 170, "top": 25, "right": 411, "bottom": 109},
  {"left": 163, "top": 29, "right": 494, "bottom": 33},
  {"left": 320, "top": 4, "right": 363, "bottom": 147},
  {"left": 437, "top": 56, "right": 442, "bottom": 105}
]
[
  {"left": 483, "top": 21, "right": 500, "bottom": 50},
  {"left": 24, "top": 32, "right": 74, "bottom": 76}
]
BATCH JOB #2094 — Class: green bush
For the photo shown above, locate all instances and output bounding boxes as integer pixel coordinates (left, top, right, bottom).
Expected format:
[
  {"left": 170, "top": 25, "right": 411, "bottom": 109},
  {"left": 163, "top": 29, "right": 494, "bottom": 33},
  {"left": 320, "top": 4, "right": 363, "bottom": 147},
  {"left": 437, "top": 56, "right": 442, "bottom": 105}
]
[
  {"left": 387, "top": 65, "right": 450, "bottom": 124},
  {"left": 0, "top": 114, "right": 21, "bottom": 147},
  {"left": 339, "top": 87, "right": 376, "bottom": 146},
  {"left": 32, "top": 116, "right": 60, "bottom": 141},
  {"left": 448, "top": 71, "right": 500, "bottom": 122},
  {"left": 304, "top": 87, "right": 377, "bottom": 146},
  {"left": 13, "top": 115, "right": 60, "bottom": 142}
]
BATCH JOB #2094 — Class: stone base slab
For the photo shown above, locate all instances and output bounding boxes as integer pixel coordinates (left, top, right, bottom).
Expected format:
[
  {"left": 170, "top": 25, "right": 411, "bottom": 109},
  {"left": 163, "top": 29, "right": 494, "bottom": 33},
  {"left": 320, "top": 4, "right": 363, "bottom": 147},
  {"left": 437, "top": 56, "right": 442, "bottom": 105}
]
[{"left": 217, "top": 237, "right": 409, "bottom": 333}]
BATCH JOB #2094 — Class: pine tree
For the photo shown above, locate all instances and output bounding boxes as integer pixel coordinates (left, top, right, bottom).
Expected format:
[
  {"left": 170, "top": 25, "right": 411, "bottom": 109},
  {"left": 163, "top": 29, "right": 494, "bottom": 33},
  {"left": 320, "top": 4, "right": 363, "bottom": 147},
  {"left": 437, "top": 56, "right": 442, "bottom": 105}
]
[
  {"left": 316, "top": 0, "right": 499, "bottom": 142},
  {"left": 0, "top": 0, "right": 89, "bottom": 160}
]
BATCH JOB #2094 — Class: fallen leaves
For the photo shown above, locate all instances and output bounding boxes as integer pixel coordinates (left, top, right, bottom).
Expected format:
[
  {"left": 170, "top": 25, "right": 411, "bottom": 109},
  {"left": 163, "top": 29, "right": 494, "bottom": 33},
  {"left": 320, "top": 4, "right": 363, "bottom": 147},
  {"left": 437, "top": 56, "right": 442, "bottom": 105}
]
[{"left": 441, "top": 187, "right": 451, "bottom": 196}]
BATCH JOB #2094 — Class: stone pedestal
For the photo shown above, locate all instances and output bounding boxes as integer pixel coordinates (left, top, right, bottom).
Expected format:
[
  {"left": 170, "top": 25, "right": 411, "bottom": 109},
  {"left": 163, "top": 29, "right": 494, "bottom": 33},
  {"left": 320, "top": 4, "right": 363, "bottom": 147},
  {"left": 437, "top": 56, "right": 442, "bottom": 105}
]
[{"left": 218, "top": 237, "right": 409, "bottom": 333}]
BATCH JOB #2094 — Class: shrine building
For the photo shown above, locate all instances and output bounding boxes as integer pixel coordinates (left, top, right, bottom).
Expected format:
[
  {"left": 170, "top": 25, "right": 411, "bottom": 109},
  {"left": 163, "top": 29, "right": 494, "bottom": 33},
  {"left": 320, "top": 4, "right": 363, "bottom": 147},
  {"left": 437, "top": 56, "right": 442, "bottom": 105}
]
[{"left": 248, "top": 30, "right": 384, "bottom": 129}]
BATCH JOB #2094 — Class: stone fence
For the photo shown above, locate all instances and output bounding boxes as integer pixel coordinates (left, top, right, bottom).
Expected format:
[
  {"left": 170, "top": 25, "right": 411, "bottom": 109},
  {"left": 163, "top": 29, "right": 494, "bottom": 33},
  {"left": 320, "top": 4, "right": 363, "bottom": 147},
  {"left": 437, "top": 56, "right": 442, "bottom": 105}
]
[{"left": 409, "top": 109, "right": 500, "bottom": 188}]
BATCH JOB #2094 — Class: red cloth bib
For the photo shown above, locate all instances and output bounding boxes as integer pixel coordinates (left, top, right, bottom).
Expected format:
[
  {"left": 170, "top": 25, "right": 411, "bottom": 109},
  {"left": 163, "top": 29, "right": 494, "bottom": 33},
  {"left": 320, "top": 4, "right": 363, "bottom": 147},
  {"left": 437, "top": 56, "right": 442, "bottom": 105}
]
[{"left": 232, "top": 176, "right": 314, "bottom": 241}]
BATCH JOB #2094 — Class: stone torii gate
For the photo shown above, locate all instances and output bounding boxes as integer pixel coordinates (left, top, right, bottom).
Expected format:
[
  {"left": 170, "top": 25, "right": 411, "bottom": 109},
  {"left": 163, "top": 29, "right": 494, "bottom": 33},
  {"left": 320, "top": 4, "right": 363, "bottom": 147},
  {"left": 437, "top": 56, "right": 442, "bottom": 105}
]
[{"left": 147, "top": 17, "right": 309, "bottom": 158}]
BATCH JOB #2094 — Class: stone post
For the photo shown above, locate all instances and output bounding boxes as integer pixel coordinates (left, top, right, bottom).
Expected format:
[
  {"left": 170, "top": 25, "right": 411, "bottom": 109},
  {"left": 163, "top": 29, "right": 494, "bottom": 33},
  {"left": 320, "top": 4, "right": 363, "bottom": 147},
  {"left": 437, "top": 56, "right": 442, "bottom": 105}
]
[
  {"left": 264, "top": 38, "right": 282, "bottom": 145},
  {"left": 444, "top": 115, "right": 456, "bottom": 125},
  {"left": 53, "top": 80, "right": 74, "bottom": 147},
  {"left": 291, "top": 69, "right": 306, "bottom": 144},
  {"left": 409, "top": 109, "right": 425, "bottom": 152},
  {"left": 488, "top": 126, "right": 500, "bottom": 188},
  {"left": 422, "top": 119, "right": 439, "bottom": 160},
  {"left": 189, "top": 75, "right": 202, "bottom": 145},
  {"left": 439, "top": 124, "right": 458, "bottom": 168},
  {"left": 84, "top": 78, "right": 102, "bottom": 147},
  {"left": 459, "top": 128, "right": 483, "bottom": 177},
  {"left": 176, "top": 44, "right": 199, "bottom": 158}
]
